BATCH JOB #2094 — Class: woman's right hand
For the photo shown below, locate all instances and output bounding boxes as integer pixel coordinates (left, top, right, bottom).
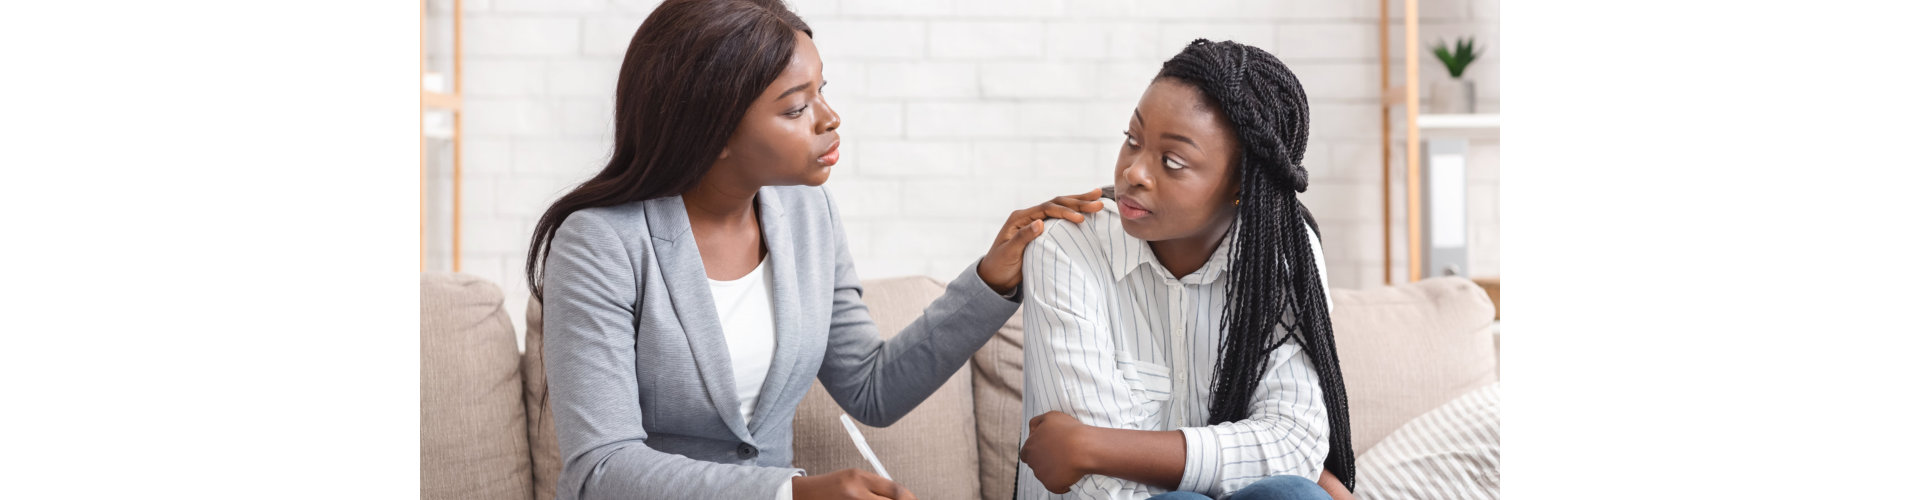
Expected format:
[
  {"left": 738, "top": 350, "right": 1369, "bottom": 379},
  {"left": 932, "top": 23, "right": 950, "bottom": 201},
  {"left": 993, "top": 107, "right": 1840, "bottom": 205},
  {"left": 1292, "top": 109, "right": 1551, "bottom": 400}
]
[
  {"left": 792, "top": 468, "right": 917, "bottom": 500},
  {"left": 976, "top": 189, "right": 1107, "bottom": 295}
]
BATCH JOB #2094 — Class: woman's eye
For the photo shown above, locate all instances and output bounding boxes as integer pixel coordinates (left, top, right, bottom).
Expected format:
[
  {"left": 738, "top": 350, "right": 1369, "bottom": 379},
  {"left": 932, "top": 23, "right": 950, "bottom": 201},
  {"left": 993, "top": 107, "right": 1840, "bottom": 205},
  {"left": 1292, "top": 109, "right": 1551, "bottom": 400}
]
[
  {"left": 784, "top": 105, "right": 808, "bottom": 117},
  {"left": 1163, "top": 155, "right": 1186, "bottom": 170},
  {"left": 1122, "top": 131, "right": 1140, "bottom": 148}
]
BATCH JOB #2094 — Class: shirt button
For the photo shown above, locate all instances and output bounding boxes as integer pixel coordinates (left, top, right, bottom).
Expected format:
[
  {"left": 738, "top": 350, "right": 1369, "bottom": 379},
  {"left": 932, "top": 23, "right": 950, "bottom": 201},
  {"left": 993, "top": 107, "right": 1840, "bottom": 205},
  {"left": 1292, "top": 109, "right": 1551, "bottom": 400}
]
[{"left": 737, "top": 443, "right": 758, "bottom": 459}]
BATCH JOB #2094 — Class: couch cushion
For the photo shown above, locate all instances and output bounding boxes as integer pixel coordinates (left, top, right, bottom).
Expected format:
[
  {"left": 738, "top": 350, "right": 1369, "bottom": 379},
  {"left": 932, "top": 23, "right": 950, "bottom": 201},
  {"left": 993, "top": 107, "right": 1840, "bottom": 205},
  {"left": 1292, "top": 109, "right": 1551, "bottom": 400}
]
[
  {"left": 1353, "top": 383, "right": 1500, "bottom": 499},
  {"left": 792, "top": 276, "right": 982, "bottom": 500},
  {"left": 971, "top": 306, "right": 1024, "bottom": 500},
  {"left": 1332, "top": 277, "right": 1498, "bottom": 456},
  {"left": 421, "top": 272, "right": 533, "bottom": 500},
  {"left": 522, "top": 298, "right": 560, "bottom": 500}
]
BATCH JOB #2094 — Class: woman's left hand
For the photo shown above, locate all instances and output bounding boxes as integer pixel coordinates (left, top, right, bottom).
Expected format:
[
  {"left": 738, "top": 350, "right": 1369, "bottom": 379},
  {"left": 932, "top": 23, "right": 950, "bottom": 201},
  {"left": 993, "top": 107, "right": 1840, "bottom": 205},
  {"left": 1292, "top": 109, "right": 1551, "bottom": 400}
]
[
  {"left": 979, "top": 189, "right": 1105, "bottom": 295},
  {"left": 1318, "top": 469, "right": 1356, "bottom": 500}
]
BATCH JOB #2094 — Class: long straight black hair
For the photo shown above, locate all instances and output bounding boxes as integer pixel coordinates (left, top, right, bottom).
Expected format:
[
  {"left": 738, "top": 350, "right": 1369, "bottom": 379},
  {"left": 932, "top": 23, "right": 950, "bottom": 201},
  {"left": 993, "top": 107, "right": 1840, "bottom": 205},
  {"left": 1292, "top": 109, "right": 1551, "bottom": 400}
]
[
  {"left": 524, "top": 0, "right": 810, "bottom": 300},
  {"left": 1159, "top": 39, "right": 1357, "bottom": 491}
]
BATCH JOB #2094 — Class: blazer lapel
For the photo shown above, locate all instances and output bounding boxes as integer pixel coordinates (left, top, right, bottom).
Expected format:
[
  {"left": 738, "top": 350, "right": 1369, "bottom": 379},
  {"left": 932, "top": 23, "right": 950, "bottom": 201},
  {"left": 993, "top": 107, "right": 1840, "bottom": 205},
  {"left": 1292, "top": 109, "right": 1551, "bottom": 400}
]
[
  {"left": 748, "top": 187, "right": 803, "bottom": 436},
  {"left": 643, "top": 196, "right": 751, "bottom": 442}
]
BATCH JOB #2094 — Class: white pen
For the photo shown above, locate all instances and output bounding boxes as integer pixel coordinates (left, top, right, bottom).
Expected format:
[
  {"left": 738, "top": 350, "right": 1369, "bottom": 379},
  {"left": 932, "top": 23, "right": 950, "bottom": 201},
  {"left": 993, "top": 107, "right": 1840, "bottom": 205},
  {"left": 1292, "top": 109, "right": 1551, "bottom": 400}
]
[{"left": 837, "top": 414, "right": 893, "bottom": 480}]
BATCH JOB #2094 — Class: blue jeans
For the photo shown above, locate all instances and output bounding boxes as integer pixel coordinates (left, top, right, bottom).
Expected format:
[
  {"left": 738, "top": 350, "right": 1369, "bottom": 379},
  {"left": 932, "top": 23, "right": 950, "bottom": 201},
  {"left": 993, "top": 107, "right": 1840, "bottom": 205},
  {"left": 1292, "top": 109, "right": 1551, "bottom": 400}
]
[{"left": 1143, "top": 475, "right": 1331, "bottom": 500}]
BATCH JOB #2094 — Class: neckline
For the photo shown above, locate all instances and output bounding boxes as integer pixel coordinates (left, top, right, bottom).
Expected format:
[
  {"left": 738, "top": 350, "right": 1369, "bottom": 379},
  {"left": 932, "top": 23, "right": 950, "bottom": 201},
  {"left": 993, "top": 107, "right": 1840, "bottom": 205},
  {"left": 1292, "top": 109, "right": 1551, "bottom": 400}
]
[{"left": 706, "top": 256, "right": 769, "bottom": 286}]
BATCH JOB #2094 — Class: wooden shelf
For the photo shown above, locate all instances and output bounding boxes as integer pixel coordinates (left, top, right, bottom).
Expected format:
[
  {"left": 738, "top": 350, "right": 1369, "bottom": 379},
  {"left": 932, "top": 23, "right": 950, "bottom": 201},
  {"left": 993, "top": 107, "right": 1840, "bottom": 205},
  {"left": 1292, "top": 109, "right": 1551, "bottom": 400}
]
[
  {"left": 1379, "top": 1, "right": 1498, "bottom": 285},
  {"left": 1419, "top": 114, "right": 1500, "bottom": 130},
  {"left": 421, "top": 0, "right": 463, "bottom": 273},
  {"left": 1379, "top": 0, "right": 1424, "bottom": 285},
  {"left": 421, "top": 90, "right": 462, "bottom": 110}
]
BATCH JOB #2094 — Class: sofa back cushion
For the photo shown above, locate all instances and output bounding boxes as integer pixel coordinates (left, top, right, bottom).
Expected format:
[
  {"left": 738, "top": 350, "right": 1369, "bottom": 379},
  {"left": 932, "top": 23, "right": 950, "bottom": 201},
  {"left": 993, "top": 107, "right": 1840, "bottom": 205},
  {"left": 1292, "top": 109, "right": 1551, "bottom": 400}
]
[
  {"left": 1353, "top": 383, "right": 1501, "bottom": 499},
  {"left": 970, "top": 307, "right": 1025, "bottom": 500},
  {"left": 792, "top": 276, "right": 983, "bottom": 500},
  {"left": 421, "top": 272, "right": 533, "bottom": 500},
  {"left": 522, "top": 297, "right": 561, "bottom": 500},
  {"left": 1332, "top": 277, "right": 1498, "bottom": 456}
]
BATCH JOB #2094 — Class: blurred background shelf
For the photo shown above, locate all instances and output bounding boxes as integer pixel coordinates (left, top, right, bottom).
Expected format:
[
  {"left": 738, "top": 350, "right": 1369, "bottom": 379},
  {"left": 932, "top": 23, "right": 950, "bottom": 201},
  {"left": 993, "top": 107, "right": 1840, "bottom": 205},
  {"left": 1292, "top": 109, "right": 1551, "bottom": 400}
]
[
  {"left": 421, "top": 0, "right": 463, "bottom": 272},
  {"left": 1379, "top": 1, "right": 1500, "bottom": 286},
  {"left": 1420, "top": 113, "right": 1501, "bottom": 130}
]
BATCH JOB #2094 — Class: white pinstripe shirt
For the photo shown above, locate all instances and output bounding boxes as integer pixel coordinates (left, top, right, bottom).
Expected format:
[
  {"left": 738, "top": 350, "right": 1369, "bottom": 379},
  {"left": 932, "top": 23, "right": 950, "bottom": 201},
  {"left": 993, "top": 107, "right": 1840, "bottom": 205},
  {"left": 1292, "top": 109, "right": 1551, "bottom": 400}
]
[{"left": 1016, "top": 204, "right": 1331, "bottom": 500}]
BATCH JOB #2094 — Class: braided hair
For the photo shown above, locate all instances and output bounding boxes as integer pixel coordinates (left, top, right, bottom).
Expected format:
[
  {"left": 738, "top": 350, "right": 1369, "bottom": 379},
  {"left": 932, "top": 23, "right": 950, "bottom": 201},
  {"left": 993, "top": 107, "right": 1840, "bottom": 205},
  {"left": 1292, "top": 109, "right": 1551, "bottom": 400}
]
[{"left": 1158, "top": 39, "right": 1355, "bottom": 491}]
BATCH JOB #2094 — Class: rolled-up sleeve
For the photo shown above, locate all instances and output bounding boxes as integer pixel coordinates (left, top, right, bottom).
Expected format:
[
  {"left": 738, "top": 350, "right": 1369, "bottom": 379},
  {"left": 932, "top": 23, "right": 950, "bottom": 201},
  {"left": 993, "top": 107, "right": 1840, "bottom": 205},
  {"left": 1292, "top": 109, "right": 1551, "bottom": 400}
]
[{"left": 1175, "top": 342, "right": 1329, "bottom": 496}]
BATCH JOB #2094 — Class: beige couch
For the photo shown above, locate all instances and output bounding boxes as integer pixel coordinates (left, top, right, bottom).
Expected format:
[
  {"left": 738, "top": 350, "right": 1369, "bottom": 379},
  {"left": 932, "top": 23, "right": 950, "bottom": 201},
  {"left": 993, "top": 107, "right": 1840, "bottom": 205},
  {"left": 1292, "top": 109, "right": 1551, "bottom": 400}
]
[{"left": 422, "top": 273, "right": 1498, "bottom": 500}]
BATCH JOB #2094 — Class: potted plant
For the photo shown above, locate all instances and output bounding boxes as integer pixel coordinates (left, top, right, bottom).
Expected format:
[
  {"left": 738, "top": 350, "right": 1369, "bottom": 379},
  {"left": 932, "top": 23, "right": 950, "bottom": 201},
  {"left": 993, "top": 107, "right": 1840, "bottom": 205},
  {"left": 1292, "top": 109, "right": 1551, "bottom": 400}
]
[{"left": 1429, "top": 36, "right": 1482, "bottom": 114}]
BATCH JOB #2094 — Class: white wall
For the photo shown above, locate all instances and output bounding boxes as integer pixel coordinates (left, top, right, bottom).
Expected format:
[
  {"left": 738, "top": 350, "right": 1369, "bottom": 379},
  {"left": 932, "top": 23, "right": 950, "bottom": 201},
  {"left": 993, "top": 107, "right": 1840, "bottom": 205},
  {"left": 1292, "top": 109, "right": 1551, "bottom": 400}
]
[{"left": 450, "top": 0, "right": 1501, "bottom": 341}]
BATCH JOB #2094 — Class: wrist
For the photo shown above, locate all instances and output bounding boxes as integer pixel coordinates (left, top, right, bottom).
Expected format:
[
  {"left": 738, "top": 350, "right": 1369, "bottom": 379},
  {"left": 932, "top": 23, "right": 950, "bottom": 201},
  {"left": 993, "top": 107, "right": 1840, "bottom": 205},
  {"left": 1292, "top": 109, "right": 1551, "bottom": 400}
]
[
  {"left": 1069, "top": 424, "right": 1107, "bottom": 478},
  {"left": 976, "top": 261, "right": 1016, "bottom": 295},
  {"left": 790, "top": 475, "right": 815, "bottom": 499}
]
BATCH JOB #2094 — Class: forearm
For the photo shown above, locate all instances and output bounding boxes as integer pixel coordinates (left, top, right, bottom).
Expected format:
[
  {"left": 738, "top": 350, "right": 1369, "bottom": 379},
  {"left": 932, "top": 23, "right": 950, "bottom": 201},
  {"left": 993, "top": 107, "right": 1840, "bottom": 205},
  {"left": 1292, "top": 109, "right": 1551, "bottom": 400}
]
[
  {"left": 823, "top": 259, "right": 1017, "bottom": 426},
  {"left": 1078, "top": 426, "right": 1187, "bottom": 491}
]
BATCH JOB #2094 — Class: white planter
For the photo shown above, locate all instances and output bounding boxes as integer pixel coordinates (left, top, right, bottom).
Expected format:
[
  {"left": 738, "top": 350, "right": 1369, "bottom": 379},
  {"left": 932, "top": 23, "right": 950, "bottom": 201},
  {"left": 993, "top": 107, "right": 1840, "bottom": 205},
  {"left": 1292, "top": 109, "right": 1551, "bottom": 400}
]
[{"left": 1429, "top": 78, "right": 1477, "bottom": 114}]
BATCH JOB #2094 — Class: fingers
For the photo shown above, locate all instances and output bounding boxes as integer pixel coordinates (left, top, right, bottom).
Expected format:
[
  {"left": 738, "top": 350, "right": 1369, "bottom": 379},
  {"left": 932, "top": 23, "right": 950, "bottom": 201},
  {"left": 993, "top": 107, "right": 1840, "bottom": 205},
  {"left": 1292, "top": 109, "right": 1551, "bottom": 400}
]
[
  {"left": 1001, "top": 209, "right": 1033, "bottom": 239},
  {"left": 996, "top": 195, "right": 1103, "bottom": 250},
  {"left": 997, "top": 210, "right": 1041, "bottom": 243},
  {"left": 1029, "top": 413, "right": 1046, "bottom": 430},
  {"left": 860, "top": 472, "right": 914, "bottom": 500},
  {"left": 1067, "top": 189, "right": 1105, "bottom": 210},
  {"left": 1018, "top": 201, "right": 1086, "bottom": 225},
  {"left": 1007, "top": 220, "right": 1044, "bottom": 247},
  {"left": 1039, "top": 203, "right": 1090, "bottom": 223},
  {"left": 1049, "top": 195, "right": 1105, "bottom": 213}
]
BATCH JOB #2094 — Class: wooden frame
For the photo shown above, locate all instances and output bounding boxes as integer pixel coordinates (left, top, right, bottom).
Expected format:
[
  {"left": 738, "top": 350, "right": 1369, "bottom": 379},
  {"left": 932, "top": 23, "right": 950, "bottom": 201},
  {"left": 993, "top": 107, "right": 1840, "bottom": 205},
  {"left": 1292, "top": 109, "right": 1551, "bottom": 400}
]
[
  {"left": 1379, "top": 0, "right": 1423, "bottom": 284},
  {"left": 420, "top": 0, "right": 463, "bottom": 272}
]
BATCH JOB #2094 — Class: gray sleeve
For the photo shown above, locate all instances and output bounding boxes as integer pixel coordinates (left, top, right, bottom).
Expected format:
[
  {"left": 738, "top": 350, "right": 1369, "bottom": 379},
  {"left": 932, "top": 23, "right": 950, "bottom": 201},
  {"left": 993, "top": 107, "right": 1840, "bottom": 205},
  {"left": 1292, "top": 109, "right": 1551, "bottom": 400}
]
[
  {"left": 543, "top": 211, "right": 800, "bottom": 500},
  {"left": 814, "top": 189, "right": 1021, "bottom": 427}
]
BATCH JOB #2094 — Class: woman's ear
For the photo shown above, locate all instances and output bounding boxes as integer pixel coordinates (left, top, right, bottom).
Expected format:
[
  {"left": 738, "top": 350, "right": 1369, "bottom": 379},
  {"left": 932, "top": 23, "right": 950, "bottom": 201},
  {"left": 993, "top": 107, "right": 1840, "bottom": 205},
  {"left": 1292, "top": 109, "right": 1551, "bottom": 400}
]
[
  {"left": 1227, "top": 173, "right": 1242, "bottom": 206},
  {"left": 718, "top": 148, "right": 731, "bottom": 161}
]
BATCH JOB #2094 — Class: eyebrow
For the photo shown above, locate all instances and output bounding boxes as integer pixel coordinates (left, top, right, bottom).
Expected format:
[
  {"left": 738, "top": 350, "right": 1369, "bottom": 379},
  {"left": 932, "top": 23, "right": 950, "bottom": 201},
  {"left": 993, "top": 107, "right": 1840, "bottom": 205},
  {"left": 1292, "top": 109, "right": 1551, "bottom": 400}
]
[
  {"left": 1134, "top": 109, "right": 1200, "bottom": 149},
  {"left": 776, "top": 81, "right": 814, "bottom": 100},
  {"left": 1160, "top": 132, "right": 1199, "bottom": 148}
]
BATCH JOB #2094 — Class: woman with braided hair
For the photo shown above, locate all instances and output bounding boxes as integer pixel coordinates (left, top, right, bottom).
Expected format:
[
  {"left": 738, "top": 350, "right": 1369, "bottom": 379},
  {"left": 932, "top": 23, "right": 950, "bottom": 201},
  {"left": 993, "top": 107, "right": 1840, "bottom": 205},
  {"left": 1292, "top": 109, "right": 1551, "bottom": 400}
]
[{"left": 1015, "top": 39, "right": 1354, "bottom": 500}]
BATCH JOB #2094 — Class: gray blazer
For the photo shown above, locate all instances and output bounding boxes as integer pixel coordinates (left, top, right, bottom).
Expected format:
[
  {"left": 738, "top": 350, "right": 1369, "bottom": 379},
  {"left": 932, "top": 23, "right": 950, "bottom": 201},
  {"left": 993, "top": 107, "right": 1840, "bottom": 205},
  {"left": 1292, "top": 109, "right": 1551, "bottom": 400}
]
[{"left": 542, "top": 185, "right": 1020, "bottom": 500}]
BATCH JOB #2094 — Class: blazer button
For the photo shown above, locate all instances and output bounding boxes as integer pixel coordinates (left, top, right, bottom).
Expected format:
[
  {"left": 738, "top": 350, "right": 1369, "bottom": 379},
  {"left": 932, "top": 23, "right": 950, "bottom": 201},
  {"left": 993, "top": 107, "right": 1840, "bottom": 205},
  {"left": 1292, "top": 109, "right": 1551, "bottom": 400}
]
[{"left": 737, "top": 443, "right": 758, "bottom": 459}]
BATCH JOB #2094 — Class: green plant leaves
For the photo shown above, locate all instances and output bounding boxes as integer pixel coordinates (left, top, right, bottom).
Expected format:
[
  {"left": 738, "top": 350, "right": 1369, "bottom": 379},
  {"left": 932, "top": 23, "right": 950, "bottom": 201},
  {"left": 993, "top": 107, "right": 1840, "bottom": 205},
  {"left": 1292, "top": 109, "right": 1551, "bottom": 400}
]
[{"left": 1430, "top": 36, "right": 1482, "bottom": 78}]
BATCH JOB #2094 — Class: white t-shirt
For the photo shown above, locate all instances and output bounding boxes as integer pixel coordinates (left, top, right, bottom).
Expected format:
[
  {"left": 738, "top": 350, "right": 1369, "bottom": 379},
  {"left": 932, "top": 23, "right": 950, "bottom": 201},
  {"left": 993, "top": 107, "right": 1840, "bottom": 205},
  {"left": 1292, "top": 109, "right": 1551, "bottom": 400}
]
[
  {"left": 708, "top": 257, "right": 778, "bottom": 427},
  {"left": 708, "top": 258, "right": 790, "bottom": 500}
]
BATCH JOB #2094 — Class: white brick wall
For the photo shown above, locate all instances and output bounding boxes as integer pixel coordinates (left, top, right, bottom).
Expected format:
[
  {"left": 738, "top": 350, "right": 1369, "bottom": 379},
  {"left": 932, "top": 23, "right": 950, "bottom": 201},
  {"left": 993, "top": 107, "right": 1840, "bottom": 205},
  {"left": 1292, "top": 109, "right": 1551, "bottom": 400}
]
[{"left": 450, "top": 0, "right": 1500, "bottom": 343}]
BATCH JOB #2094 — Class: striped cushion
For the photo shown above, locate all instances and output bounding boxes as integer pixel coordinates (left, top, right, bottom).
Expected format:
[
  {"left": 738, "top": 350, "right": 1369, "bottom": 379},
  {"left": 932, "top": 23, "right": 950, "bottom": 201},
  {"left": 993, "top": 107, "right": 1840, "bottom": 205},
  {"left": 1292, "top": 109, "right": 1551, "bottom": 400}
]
[{"left": 1353, "top": 383, "right": 1500, "bottom": 500}]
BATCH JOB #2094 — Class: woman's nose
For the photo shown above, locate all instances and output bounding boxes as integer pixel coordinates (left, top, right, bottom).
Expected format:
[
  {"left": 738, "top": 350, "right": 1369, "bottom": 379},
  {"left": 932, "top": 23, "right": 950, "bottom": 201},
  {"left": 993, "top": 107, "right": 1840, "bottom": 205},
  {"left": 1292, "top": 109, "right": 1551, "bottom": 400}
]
[
  {"left": 817, "top": 99, "right": 840, "bottom": 133},
  {"left": 1121, "top": 154, "right": 1152, "bottom": 189}
]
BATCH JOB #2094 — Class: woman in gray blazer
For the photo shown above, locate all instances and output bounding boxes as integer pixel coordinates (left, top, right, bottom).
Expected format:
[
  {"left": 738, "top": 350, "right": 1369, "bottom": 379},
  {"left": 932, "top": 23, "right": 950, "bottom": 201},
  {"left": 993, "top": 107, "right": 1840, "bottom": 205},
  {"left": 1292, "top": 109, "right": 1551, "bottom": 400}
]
[{"left": 523, "top": 1, "right": 1100, "bottom": 499}]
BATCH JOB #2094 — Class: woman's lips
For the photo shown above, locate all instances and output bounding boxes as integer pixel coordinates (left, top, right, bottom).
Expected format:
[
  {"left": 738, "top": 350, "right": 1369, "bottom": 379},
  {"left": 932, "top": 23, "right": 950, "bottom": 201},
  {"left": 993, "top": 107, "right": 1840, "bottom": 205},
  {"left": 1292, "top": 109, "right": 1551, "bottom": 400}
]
[
  {"left": 1117, "top": 196, "right": 1152, "bottom": 220},
  {"left": 817, "top": 141, "right": 840, "bottom": 167}
]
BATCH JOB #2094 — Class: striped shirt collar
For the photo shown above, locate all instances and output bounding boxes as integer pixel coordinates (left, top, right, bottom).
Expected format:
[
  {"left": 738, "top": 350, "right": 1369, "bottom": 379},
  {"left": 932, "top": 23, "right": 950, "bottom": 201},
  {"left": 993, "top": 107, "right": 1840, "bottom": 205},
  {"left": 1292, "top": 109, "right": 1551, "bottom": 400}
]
[{"left": 1112, "top": 226, "right": 1237, "bottom": 286}]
